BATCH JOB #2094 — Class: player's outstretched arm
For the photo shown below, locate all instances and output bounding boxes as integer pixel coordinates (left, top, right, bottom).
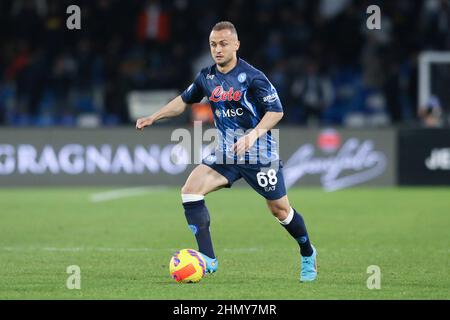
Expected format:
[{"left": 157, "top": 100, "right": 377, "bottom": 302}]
[{"left": 136, "top": 95, "right": 187, "bottom": 130}]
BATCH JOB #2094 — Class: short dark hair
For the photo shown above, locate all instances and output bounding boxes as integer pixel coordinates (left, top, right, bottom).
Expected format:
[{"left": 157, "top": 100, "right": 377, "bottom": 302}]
[{"left": 212, "top": 21, "right": 238, "bottom": 35}]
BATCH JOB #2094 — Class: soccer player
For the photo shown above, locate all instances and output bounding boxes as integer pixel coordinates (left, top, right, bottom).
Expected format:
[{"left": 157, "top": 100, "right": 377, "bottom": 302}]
[{"left": 136, "top": 21, "right": 317, "bottom": 282}]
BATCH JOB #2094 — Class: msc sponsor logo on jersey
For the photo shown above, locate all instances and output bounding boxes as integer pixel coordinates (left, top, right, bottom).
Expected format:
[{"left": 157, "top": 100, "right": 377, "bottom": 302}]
[
  {"left": 209, "top": 86, "right": 242, "bottom": 102},
  {"left": 215, "top": 107, "right": 244, "bottom": 118},
  {"left": 263, "top": 92, "right": 278, "bottom": 103}
]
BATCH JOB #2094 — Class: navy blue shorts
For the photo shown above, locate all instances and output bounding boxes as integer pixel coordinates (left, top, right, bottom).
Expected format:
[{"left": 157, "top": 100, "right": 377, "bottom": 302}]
[{"left": 202, "top": 155, "right": 287, "bottom": 201}]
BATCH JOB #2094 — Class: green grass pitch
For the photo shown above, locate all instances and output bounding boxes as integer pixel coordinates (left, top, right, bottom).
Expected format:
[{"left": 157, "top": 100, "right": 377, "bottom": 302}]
[{"left": 0, "top": 187, "right": 449, "bottom": 299}]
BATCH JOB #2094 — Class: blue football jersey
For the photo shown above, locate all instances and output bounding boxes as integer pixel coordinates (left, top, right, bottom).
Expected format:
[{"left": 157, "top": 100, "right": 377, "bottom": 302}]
[{"left": 181, "top": 58, "right": 283, "bottom": 164}]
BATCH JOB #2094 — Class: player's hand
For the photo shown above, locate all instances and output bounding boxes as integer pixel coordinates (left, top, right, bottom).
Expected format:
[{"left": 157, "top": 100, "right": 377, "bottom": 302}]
[
  {"left": 233, "top": 131, "right": 258, "bottom": 156},
  {"left": 136, "top": 116, "right": 155, "bottom": 130}
]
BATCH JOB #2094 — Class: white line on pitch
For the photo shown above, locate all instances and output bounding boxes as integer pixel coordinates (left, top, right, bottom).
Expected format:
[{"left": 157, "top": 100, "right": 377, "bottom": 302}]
[{"left": 90, "top": 186, "right": 169, "bottom": 203}]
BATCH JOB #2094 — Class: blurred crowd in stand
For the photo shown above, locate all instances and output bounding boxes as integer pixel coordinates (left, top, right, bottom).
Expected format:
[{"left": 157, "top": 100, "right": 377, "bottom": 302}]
[{"left": 1, "top": 0, "right": 449, "bottom": 127}]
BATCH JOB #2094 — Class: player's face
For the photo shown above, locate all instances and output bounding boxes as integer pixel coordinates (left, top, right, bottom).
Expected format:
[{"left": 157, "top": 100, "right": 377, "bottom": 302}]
[{"left": 209, "top": 29, "right": 240, "bottom": 67}]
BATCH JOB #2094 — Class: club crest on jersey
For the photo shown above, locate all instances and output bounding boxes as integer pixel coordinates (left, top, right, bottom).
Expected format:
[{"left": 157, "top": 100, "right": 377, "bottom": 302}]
[
  {"left": 238, "top": 72, "right": 247, "bottom": 83},
  {"left": 209, "top": 86, "right": 242, "bottom": 102}
]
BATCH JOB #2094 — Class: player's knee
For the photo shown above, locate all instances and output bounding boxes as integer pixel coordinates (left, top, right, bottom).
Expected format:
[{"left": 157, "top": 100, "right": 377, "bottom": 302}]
[
  {"left": 268, "top": 203, "right": 290, "bottom": 220},
  {"left": 181, "top": 184, "right": 202, "bottom": 196}
]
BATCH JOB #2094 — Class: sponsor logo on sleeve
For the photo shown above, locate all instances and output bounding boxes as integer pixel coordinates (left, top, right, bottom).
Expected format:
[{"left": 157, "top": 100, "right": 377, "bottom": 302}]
[{"left": 263, "top": 92, "right": 278, "bottom": 103}]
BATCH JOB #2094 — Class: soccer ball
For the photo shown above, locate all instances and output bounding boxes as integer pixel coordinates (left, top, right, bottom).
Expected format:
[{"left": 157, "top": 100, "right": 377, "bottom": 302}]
[{"left": 169, "top": 249, "right": 206, "bottom": 283}]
